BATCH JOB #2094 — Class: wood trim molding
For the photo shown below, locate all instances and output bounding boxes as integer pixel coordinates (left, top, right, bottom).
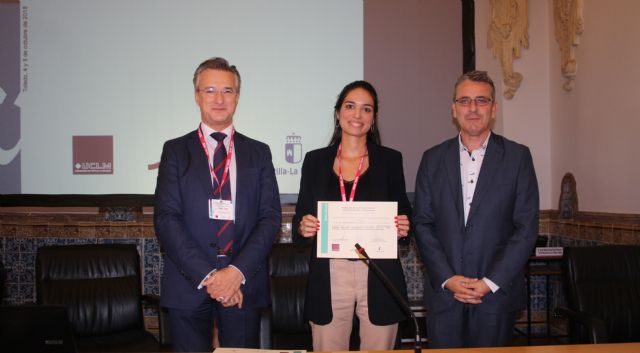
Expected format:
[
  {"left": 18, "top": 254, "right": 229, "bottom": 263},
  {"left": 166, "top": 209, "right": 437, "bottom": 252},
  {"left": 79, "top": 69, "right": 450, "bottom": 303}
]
[
  {"left": 540, "top": 210, "right": 639, "bottom": 245},
  {"left": 2, "top": 208, "right": 637, "bottom": 245}
]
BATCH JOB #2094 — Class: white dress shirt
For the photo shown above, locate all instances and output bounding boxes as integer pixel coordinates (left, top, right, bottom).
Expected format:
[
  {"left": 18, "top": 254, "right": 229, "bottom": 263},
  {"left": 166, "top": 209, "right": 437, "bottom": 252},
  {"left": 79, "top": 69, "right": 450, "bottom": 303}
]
[
  {"left": 197, "top": 123, "right": 245, "bottom": 290},
  {"left": 199, "top": 122, "right": 237, "bottom": 205},
  {"left": 441, "top": 133, "right": 499, "bottom": 293}
]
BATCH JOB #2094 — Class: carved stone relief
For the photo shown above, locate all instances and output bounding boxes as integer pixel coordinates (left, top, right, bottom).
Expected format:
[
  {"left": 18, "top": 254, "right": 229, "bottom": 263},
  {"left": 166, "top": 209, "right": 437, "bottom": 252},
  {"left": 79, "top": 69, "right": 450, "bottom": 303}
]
[
  {"left": 558, "top": 173, "right": 578, "bottom": 219},
  {"left": 487, "top": 0, "right": 529, "bottom": 99},
  {"left": 554, "top": 0, "right": 584, "bottom": 91}
]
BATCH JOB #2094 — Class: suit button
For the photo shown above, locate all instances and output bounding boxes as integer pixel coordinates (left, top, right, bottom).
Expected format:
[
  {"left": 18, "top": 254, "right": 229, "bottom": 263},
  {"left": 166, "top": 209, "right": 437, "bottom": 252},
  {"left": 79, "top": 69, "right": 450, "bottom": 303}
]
[{"left": 209, "top": 242, "right": 216, "bottom": 248}]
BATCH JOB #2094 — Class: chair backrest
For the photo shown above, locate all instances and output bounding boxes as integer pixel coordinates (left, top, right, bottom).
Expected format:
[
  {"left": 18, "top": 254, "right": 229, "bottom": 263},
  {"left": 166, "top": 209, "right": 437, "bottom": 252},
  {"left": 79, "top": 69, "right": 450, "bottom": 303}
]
[
  {"left": 269, "top": 242, "right": 311, "bottom": 277},
  {"left": 0, "top": 258, "right": 5, "bottom": 302},
  {"left": 562, "top": 245, "right": 640, "bottom": 343},
  {"left": 268, "top": 243, "right": 311, "bottom": 334},
  {"left": 36, "top": 244, "right": 144, "bottom": 337}
]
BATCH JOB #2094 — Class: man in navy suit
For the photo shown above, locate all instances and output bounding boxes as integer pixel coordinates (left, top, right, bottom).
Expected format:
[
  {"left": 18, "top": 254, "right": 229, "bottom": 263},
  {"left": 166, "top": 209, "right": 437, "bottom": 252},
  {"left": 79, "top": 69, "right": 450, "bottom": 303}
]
[
  {"left": 154, "top": 57, "right": 281, "bottom": 352},
  {"left": 413, "top": 71, "right": 539, "bottom": 348}
]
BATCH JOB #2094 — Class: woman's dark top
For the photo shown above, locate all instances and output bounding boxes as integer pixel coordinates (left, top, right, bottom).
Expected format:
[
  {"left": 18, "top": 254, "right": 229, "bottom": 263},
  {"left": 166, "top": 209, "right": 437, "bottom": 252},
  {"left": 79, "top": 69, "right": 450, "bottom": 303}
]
[{"left": 292, "top": 142, "right": 412, "bottom": 325}]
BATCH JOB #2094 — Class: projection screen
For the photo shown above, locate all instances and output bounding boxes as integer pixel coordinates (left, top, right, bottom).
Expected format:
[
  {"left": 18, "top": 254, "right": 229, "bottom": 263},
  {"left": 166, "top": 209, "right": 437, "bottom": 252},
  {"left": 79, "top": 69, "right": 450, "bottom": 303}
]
[{"left": 0, "top": 0, "right": 363, "bottom": 195}]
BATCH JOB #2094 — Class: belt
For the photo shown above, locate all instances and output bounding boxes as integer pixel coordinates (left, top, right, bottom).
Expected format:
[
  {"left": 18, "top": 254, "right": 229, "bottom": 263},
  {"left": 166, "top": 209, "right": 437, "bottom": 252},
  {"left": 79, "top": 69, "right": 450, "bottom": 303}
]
[{"left": 210, "top": 242, "right": 232, "bottom": 256}]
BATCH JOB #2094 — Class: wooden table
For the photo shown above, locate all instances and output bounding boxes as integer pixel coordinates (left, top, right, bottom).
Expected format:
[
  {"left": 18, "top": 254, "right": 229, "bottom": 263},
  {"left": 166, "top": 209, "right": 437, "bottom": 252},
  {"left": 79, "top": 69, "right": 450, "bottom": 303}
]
[{"left": 323, "top": 343, "right": 640, "bottom": 353}]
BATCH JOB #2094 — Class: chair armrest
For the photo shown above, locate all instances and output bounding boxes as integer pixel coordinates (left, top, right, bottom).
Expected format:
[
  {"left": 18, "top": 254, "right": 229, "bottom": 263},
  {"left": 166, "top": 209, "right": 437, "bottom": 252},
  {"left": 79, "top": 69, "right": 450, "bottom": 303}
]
[
  {"left": 141, "top": 294, "right": 171, "bottom": 346},
  {"left": 260, "top": 307, "right": 272, "bottom": 349},
  {"left": 555, "top": 307, "right": 609, "bottom": 343}
]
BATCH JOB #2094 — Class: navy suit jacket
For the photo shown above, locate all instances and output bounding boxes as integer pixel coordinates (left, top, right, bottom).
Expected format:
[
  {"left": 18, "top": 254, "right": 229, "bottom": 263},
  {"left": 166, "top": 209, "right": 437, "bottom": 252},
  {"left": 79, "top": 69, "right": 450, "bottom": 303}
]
[
  {"left": 413, "top": 133, "right": 539, "bottom": 314},
  {"left": 154, "top": 129, "right": 281, "bottom": 310}
]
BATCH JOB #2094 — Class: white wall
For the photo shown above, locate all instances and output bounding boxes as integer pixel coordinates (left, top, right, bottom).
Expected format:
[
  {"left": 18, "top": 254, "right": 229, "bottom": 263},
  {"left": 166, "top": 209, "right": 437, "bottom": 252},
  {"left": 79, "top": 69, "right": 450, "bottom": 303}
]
[
  {"left": 477, "top": 0, "right": 640, "bottom": 214},
  {"left": 365, "top": 0, "right": 462, "bottom": 192},
  {"left": 550, "top": 0, "right": 640, "bottom": 213}
]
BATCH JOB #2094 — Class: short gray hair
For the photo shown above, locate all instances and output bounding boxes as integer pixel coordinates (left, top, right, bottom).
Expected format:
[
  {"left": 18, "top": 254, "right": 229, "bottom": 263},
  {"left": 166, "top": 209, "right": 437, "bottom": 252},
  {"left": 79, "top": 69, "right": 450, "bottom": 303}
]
[
  {"left": 452, "top": 70, "right": 495, "bottom": 101},
  {"left": 193, "top": 57, "right": 241, "bottom": 92}
]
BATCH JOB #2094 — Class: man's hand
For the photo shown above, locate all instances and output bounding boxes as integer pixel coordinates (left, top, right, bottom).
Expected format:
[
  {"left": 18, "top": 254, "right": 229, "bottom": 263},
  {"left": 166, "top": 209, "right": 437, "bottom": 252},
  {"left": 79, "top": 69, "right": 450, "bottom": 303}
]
[
  {"left": 445, "top": 275, "right": 487, "bottom": 304},
  {"left": 221, "top": 288, "right": 244, "bottom": 308},
  {"left": 465, "top": 279, "right": 491, "bottom": 295},
  {"left": 204, "top": 266, "right": 243, "bottom": 302}
]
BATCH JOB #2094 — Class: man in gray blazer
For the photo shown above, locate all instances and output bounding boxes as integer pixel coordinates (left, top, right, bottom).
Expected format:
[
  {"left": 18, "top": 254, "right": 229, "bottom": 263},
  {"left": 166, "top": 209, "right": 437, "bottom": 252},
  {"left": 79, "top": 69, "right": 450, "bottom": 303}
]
[{"left": 413, "top": 71, "right": 539, "bottom": 348}]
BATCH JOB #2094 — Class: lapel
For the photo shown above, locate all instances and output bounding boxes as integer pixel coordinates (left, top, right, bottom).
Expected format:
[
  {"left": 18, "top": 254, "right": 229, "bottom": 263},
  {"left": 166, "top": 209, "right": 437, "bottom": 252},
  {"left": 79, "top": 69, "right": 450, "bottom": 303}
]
[
  {"left": 232, "top": 131, "right": 249, "bottom": 235},
  {"left": 467, "top": 133, "right": 504, "bottom": 223},
  {"left": 319, "top": 144, "right": 339, "bottom": 200},
  {"left": 443, "top": 137, "right": 464, "bottom": 225},
  {"left": 187, "top": 130, "right": 215, "bottom": 195},
  {"left": 365, "top": 141, "right": 380, "bottom": 179}
]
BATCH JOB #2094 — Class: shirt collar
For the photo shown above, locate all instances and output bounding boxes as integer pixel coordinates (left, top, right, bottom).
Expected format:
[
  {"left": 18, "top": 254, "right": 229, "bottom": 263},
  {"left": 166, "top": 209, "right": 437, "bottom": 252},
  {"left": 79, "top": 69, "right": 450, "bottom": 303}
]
[
  {"left": 458, "top": 132, "right": 491, "bottom": 153},
  {"left": 200, "top": 123, "right": 233, "bottom": 142}
]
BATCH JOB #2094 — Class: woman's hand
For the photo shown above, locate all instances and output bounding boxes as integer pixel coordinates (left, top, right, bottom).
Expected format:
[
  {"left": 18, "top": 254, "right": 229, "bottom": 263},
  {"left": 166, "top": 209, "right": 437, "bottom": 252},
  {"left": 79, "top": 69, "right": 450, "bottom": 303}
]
[
  {"left": 298, "top": 214, "right": 319, "bottom": 237},
  {"left": 396, "top": 215, "right": 410, "bottom": 238}
]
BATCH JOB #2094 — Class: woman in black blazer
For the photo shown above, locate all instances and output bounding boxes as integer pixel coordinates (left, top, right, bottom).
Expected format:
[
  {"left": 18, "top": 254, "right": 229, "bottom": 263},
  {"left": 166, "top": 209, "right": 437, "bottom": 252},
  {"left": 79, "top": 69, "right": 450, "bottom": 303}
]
[{"left": 292, "top": 80, "right": 412, "bottom": 351}]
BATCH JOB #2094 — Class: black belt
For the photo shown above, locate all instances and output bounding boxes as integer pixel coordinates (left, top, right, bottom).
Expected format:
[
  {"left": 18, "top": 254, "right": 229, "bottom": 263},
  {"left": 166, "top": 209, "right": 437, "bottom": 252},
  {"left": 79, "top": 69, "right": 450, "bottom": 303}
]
[{"left": 210, "top": 242, "right": 231, "bottom": 256}]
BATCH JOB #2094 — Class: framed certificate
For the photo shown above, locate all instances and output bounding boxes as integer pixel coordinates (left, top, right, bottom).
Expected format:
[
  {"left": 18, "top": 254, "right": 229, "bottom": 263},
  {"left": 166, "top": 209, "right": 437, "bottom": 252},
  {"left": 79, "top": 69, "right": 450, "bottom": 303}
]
[{"left": 317, "top": 201, "right": 397, "bottom": 259}]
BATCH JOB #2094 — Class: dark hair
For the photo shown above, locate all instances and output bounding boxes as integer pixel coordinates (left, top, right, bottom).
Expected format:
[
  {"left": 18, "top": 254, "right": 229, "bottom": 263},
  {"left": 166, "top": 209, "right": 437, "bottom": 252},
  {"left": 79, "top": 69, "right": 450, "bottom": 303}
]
[
  {"left": 328, "top": 80, "right": 381, "bottom": 146},
  {"left": 193, "top": 57, "right": 241, "bottom": 92},
  {"left": 452, "top": 70, "right": 496, "bottom": 101}
]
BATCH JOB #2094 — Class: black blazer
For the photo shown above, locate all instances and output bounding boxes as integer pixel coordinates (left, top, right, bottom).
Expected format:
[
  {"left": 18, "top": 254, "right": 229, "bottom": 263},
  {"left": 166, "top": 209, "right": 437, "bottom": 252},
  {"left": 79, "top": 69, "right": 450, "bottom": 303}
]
[{"left": 292, "top": 142, "right": 412, "bottom": 325}]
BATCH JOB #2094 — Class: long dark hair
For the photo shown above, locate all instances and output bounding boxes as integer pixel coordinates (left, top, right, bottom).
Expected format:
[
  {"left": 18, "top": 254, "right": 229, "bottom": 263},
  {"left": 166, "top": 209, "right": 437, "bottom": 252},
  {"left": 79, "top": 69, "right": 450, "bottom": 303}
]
[{"left": 328, "top": 80, "right": 381, "bottom": 146}]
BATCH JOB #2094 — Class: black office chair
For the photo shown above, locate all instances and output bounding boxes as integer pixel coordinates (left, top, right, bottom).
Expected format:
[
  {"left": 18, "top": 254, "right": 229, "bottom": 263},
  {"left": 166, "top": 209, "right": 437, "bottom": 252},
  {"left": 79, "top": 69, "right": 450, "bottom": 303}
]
[
  {"left": 260, "top": 242, "right": 313, "bottom": 350},
  {"left": 36, "top": 244, "right": 167, "bottom": 352},
  {"left": 557, "top": 245, "right": 640, "bottom": 343},
  {"left": 0, "top": 304, "right": 77, "bottom": 353},
  {"left": 0, "top": 258, "right": 5, "bottom": 303},
  {"left": 259, "top": 243, "right": 363, "bottom": 350}
]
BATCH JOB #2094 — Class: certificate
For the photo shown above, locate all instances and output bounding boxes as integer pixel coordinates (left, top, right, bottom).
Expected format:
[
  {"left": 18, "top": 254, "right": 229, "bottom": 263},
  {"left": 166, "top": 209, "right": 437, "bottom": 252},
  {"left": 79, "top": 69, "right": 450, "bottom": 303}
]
[{"left": 317, "top": 201, "right": 397, "bottom": 259}]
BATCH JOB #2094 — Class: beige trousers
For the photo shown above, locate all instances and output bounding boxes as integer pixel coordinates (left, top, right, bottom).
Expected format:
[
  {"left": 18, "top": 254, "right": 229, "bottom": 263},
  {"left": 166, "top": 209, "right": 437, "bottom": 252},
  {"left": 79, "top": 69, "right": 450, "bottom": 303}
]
[{"left": 310, "top": 259, "right": 398, "bottom": 351}]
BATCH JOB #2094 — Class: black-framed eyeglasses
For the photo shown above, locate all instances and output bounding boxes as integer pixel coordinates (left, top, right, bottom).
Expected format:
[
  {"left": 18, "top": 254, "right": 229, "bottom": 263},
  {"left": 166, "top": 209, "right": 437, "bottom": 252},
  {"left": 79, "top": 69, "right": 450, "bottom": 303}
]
[{"left": 454, "top": 96, "right": 493, "bottom": 106}]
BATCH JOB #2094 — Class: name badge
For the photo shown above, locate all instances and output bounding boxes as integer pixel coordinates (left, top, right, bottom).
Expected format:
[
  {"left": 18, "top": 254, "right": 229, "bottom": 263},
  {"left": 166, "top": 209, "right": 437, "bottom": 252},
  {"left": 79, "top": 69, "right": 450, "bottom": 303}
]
[{"left": 209, "top": 199, "right": 234, "bottom": 220}]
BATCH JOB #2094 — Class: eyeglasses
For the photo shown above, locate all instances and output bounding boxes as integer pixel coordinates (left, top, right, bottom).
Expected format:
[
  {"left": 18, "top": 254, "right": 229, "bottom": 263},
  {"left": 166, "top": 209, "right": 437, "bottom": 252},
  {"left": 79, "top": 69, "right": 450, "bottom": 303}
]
[
  {"left": 198, "top": 86, "right": 237, "bottom": 96},
  {"left": 454, "top": 96, "right": 493, "bottom": 106}
]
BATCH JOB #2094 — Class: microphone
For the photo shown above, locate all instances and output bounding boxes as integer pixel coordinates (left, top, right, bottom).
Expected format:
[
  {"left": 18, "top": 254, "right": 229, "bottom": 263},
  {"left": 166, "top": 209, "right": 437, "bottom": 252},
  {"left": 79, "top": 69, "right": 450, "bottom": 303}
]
[{"left": 355, "top": 243, "right": 421, "bottom": 353}]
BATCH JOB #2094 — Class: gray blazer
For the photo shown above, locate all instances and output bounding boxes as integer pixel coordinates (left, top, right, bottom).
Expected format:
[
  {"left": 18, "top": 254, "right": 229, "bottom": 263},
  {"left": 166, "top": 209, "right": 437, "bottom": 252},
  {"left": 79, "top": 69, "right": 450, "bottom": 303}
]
[{"left": 413, "top": 133, "right": 539, "bottom": 314}]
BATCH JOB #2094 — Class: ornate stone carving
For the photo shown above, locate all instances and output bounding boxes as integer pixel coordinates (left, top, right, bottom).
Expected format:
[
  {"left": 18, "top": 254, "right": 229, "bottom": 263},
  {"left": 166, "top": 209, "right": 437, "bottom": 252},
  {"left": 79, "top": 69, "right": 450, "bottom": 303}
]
[
  {"left": 554, "top": 0, "right": 584, "bottom": 91},
  {"left": 558, "top": 173, "right": 578, "bottom": 219},
  {"left": 488, "top": 0, "right": 529, "bottom": 99}
]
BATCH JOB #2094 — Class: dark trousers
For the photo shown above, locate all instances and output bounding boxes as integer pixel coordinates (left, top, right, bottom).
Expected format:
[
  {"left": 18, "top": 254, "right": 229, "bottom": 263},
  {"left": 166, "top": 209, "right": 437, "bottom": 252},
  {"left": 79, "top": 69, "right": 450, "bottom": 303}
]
[
  {"left": 168, "top": 296, "right": 261, "bottom": 352},
  {"left": 426, "top": 304, "right": 517, "bottom": 348},
  {"left": 168, "top": 256, "right": 260, "bottom": 352}
]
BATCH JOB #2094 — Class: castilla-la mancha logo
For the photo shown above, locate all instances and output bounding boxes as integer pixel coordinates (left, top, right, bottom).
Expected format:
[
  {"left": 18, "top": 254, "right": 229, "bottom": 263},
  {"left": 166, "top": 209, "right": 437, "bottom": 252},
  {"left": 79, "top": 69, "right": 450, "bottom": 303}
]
[{"left": 285, "top": 133, "right": 302, "bottom": 164}]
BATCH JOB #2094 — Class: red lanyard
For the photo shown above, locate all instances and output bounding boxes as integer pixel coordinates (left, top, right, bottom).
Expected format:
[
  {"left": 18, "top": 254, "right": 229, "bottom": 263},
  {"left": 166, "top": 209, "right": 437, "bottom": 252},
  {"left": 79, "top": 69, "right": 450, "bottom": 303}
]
[
  {"left": 337, "top": 143, "right": 367, "bottom": 202},
  {"left": 197, "top": 126, "right": 234, "bottom": 197}
]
